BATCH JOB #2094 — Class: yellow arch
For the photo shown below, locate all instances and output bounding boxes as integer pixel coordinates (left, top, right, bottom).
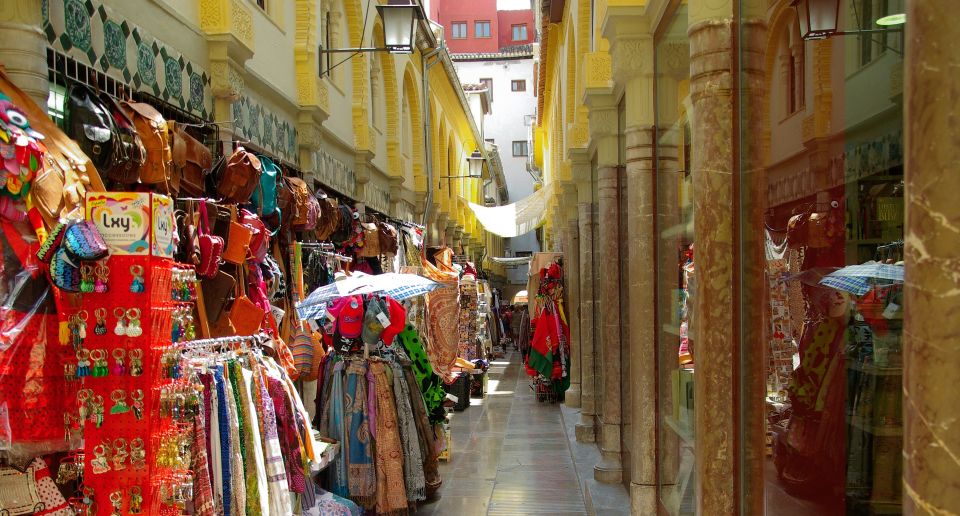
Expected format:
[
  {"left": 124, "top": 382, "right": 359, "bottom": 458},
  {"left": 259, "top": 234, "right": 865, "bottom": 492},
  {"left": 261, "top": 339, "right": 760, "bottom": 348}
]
[
  {"left": 372, "top": 19, "right": 401, "bottom": 178},
  {"left": 344, "top": 0, "right": 370, "bottom": 151},
  {"left": 402, "top": 63, "right": 426, "bottom": 193}
]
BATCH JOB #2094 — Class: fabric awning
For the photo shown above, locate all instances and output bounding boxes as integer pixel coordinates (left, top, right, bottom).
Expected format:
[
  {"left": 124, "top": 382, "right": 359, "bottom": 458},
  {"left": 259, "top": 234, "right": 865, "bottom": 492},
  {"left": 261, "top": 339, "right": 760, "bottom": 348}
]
[
  {"left": 466, "top": 182, "right": 555, "bottom": 237},
  {"left": 490, "top": 256, "right": 533, "bottom": 265}
]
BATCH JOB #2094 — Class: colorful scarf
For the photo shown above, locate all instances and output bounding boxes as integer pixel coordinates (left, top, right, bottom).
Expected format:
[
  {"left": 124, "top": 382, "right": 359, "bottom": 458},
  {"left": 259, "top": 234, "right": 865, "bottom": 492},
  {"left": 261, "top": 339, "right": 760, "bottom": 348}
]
[
  {"left": 397, "top": 324, "right": 446, "bottom": 421},
  {"left": 228, "top": 361, "right": 261, "bottom": 514},
  {"left": 191, "top": 400, "right": 217, "bottom": 516},
  {"left": 391, "top": 362, "right": 426, "bottom": 501},
  {"left": 402, "top": 363, "right": 442, "bottom": 495},
  {"left": 421, "top": 248, "right": 461, "bottom": 380},
  {"left": 213, "top": 367, "right": 231, "bottom": 515},
  {"left": 370, "top": 361, "right": 409, "bottom": 514},
  {"left": 326, "top": 361, "right": 348, "bottom": 498},
  {"left": 251, "top": 363, "right": 290, "bottom": 515},
  {"left": 238, "top": 365, "right": 270, "bottom": 514},
  {"left": 221, "top": 367, "right": 247, "bottom": 516},
  {"left": 344, "top": 361, "right": 376, "bottom": 508}
]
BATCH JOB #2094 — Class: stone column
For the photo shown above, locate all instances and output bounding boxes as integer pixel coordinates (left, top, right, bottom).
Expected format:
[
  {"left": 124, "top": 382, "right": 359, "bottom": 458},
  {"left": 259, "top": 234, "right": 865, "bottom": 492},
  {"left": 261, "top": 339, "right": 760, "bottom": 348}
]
[
  {"left": 562, "top": 182, "right": 582, "bottom": 408},
  {"left": 572, "top": 157, "right": 597, "bottom": 442},
  {"left": 589, "top": 99, "right": 623, "bottom": 484},
  {"left": 688, "top": 3, "right": 736, "bottom": 512},
  {"left": 904, "top": 1, "right": 960, "bottom": 513},
  {"left": 0, "top": 0, "right": 48, "bottom": 107}
]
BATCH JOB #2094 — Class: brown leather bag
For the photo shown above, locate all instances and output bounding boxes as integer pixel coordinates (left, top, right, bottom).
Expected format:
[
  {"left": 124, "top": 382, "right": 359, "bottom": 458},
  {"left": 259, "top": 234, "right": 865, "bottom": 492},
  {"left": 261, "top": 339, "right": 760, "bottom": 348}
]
[
  {"left": 358, "top": 221, "right": 381, "bottom": 257},
  {"left": 171, "top": 122, "right": 212, "bottom": 197},
  {"left": 378, "top": 222, "right": 399, "bottom": 254},
  {"left": 229, "top": 266, "right": 265, "bottom": 335},
  {"left": 121, "top": 101, "right": 175, "bottom": 193},
  {"left": 283, "top": 176, "right": 312, "bottom": 228},
  {"left": 218, "top": 147, "right": 261, "bottom": 203},
  {"left": 315, "top": 197, "right": 340, "bottom": 241}
]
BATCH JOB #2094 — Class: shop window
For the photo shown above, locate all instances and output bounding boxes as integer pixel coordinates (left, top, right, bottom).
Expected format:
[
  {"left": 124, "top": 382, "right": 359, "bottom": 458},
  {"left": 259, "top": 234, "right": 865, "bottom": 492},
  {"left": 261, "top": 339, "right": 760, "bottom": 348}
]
[
  {"left": 451, "top": 21, "right": 467, "bottom": 39},
  {"left": 511, "top": 80, "right": 526, "bottom": 92},
  {"left": 512, "top": 24, "right": 528, "bottom": 41},
  {"left": 512, "top": 141, "right": 528, "bottom": 157},
  {"left": 782, "top": 17, "right": 805, "bottom": 116},
  {"left": 475, "top": 21, "right": 491, "bottom": 38}
]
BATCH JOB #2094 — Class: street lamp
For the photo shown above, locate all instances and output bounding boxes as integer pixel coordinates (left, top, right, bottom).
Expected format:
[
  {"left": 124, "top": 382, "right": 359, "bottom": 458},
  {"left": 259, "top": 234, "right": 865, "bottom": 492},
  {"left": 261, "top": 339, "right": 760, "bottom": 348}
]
[
  {"left": 792, "top": 0, "right": 901, "bottom": 40},
  {"left": 320, "top": 0, "right": 421, "bottom": 76},
  {"left": 440, "top": 149, "right": 486, "bottom": 183}
]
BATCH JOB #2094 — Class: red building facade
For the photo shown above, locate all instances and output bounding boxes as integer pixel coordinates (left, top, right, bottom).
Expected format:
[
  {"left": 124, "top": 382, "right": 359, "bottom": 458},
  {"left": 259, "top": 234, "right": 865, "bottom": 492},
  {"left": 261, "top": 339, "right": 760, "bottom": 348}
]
[{"left": 430, "top": 0, "right": 534, "bottom": 54}]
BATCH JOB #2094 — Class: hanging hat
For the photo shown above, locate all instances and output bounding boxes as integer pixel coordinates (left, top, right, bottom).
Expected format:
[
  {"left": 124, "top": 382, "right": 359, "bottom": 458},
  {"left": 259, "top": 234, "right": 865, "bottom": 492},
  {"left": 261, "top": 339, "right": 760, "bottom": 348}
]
[
  {"left": 336, "top": 295, "right": 364, "bottom": 338},
  {"left": 380, "top": 297, "right": 408, "bottom": 346},
  {"left": 361, "top": 296, "right": 388, "bottom": 344}
]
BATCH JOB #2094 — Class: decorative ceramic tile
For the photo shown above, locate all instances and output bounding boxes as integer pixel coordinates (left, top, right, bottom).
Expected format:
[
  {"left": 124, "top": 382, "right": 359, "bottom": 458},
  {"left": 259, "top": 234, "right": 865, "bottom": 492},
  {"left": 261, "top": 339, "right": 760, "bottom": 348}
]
[
  {"left": 232, "top": 95, "right": 300, "bottom": 165},
  {"left": 43, "top": 0, "right": 212, "bottom": 119},
  {"left": 313, "top": 149, "right": 356, "bottom": 197}
]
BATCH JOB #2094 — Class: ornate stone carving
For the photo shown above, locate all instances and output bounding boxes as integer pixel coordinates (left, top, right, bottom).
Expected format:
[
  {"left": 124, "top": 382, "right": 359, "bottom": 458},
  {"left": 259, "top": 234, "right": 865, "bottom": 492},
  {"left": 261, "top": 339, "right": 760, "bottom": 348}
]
[
  {"left": 199, "top": 0, "right": 228, "bottom": 32},
  {"left": 612, "top": 37, "right": 652, "bottom": 82},
  {"left": 230, "top": 0, "right": 253, "bottom": 49},
  {"left": 660, "top": 42, "right": 689, "bottom": 79},
  {"left": 210, "top": 60, "right": 243, "bottom": 100},
  {"left": 589, "top": 107, "right": 617, "bottom": 138},
  {"left": 585, "top": 51, "right": 612, "bottom": 89}
]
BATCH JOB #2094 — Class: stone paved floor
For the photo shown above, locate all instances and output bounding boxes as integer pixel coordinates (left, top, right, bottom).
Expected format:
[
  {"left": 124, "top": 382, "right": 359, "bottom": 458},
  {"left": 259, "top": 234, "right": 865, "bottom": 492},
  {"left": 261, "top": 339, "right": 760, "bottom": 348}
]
[{"left": 415, "top": 352, "right": 588, "bottom": 516}]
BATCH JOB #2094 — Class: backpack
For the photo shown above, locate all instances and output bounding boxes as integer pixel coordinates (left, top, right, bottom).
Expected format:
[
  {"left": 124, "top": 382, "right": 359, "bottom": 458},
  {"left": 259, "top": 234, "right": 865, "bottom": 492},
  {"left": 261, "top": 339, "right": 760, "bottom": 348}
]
[
  {"left": 252, "top": 155, "right": 281, "bottom": 219},
  {"left": 282, "top": 176, "right": 311, "bottom": 229},
  {"left": 217, "top": 146, "right": 261, "bottom": 203},
  {"left": 97, "top": 92, "right": 146, "bottom": 184},
  {"left": 120, "top": 100, "right": 175, "bottom": 192},
  {"left": 65, "top": 83, "right": 121, "bottom": 173}
]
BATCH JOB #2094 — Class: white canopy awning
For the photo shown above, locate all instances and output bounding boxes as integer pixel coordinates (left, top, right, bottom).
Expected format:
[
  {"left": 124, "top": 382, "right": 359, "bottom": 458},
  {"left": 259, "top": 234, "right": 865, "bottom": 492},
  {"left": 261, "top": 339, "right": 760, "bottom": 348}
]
[
  {"left": 490, "top": 256, "right": 533, "bottom": 265},
  {"left": 466, "top": 182, "right": 554, "bottom": 238}
]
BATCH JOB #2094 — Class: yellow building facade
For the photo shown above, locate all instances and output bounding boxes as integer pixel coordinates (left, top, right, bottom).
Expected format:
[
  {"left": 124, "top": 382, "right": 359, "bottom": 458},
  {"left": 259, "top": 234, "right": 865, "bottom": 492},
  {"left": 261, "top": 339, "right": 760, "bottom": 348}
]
[{"left": 0, "top": 0, "right": 507, "bottom": 278}]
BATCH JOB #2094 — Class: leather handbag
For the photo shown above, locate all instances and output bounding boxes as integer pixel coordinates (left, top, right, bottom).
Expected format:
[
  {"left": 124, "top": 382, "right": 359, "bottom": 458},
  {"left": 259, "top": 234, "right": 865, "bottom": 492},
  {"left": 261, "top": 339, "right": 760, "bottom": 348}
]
[
  {"left": 316, "top": 197, "right": 340, "bottom": 241},
  {"left": 50, "top": 247, "right": 82, "bottom": 292},
  {"left": 283, "top": 175, "right": 311, "bottom": 229},
  {"left": 217, "top": 146, "right": 261, "bottom": 203},
  {"left": 239, "top": 208, "right": 269, "bottom": 262},
  {"left": 63, "top": 220, "right": 109, "bottom": 261},
  {"left": 196, "top": 201, "right": 224, "bottom": 278},
  {"left": 97, "top": 92, "right": 145, "bottom": 183},
  {"left": 252, "top": 155, "right": 281, "bottom": 218},
  {"left": 378, "top": 222, "right": 399, "bottom": 255},
  {"left": 199, "top": 269, "right": 235, "bottom": 323},
  {"left": 300, "top": 194, "right": 321, "bottom": 232},
  {"left": 171, "top": 122, "right": 212, "bottom": 197},
  {"left": 290, "top": 312, "right": 317, "bottom": 380},
  {"left": 229, "top": 266, "right": 265, "bottom": 335},
  {"left": 120, "top": 100, "right": 175, "bottom": 192},
  {"left": 65, "top": 83, "right": 117, "bottom": 173},
  {"left": 223, "top": 220, "right": 254, "bottom": 265},
  {"left": 358, "top": 221, "right": 381, "bottom": 257}
]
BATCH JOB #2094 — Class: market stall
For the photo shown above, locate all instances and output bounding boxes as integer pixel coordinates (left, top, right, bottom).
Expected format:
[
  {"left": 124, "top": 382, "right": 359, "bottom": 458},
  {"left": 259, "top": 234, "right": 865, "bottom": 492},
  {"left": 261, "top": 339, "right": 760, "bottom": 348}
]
[{"left": 0, "top": 68, "right": 451, "bottom": 515}]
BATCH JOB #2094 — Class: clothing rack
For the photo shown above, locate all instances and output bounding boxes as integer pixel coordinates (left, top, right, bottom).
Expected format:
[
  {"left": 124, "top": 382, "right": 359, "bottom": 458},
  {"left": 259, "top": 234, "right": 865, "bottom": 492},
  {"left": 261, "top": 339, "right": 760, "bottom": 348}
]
[
  {"left": 294, "top": 242, "right": 353, "bottom": 263},
  {"left": 178, "top": 333, "right": 268, "bottom": 351}
]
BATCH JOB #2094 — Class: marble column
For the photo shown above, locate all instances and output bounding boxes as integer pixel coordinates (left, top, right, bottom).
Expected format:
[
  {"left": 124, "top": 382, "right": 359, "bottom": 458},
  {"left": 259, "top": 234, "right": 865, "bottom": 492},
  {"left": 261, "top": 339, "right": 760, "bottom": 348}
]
[
  {"left": 903, "top": 1, "right": 960, "bottom": 512},
  {"left": 688, "top": 11, "right": 736, "bottom": 514},
  {"left": 0, "top": 0, "right": 48, "bottom": 107},
  {"left": 595, "top": 162, "right": 623, "bottom": 484},
  {"left": 562, "top": 183, "right": 582, "bottom": 408},
  {"left": 574, "top": 167, "right": 597, "bottom": 442}
]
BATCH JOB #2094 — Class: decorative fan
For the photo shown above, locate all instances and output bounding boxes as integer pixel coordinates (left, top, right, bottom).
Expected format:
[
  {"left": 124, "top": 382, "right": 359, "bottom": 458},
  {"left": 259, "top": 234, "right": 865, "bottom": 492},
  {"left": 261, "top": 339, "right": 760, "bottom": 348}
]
[{"left": 0, "top": 92, "right": 46, "bottom": 200}]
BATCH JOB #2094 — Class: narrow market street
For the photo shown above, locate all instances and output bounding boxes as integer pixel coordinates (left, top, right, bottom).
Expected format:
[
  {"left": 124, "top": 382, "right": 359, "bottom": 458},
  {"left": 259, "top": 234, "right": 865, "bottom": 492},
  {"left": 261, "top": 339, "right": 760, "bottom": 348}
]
[{"left": 416, "top": 352, "right": 588, "bottom": 516}]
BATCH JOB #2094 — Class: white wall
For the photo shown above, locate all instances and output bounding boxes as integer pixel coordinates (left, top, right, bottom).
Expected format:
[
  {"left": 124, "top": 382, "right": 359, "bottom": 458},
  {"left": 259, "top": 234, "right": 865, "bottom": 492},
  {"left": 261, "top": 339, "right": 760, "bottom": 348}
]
[{"left": 454, "top": 57, "right": 539, "bottom": 284}]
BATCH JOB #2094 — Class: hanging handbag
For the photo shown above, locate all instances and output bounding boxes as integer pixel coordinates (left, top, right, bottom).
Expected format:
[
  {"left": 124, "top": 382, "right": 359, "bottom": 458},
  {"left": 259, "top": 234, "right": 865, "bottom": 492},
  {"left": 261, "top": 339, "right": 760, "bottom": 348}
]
[
  {"left": 229, "top": 265, "right": 265, "bottom": 335},
  {"left": 50, "top": 247, "right": 82, "bottom": 292},
  {"left": 196, "top": 201, "right": 224, "bottom": 278},
  {"left": 97, "top": 92, "right": 146, "bottom": 184},
  {"left": 223, "top": 219, "right": 254, "bottom": 265},
  {"left": 239, "top": 208, "right": 269, "bottom": 262},
  {"left": 65, "top": 83, "right": 117, "bottom": 174},
  {"left": 217, "top": 146, "right": 261, "bottom": 203},
  {"left": 36, "top": 220, "right": 68, "bottom": 263},
  {"left": 252, "top": 155, "right": 281, "bottom": 219},
  {"left": 358, "top": 220, "right": 381, "bottom": 257},
  {"left": 378, "top": 222, "right": 399, "bottom": 255},
  {"left": 200, "top": 269, "right": 236, "bottom": 323},
  {"left": 171, "top": 122, "right": 213, "bottom": 197},
  {"left": 62, "top": 220, "right": 108, "bottom": 261},
  {"left": 120, "top": 100, "right": 175, "bottom": 192}
]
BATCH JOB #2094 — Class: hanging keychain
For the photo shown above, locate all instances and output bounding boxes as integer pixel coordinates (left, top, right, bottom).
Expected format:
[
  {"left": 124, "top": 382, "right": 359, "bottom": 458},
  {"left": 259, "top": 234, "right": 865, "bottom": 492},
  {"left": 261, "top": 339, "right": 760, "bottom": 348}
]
[
  {"left": 94, "top": 308, "right": 107, "bottom": 336},
  {"left": 130, "top": 438, "right": 146, "bottom": 470},
  {"left": 76, "top": 349, "right": 91, "bottom": 378},
  {"left": 129, "top": 348, "right": 144, "bottom": 376},
  {"left": 111, "top": 438, "right": 128, "bottom": 470},
  {"left": 130, "top": 265, "right": 145, "bottom": 293},
  {"left": 128, "top": 486, "right": 143, "bottom": 514},
  {"left": 91, "top": 395, "right": 104, "bottom": 428},
  {"left": 90, "top": 444, "right": 110, "bottom": 474},
  {"left": 113, "top": 308, "right": 127, "bottom": 336},
  {"left": 125, "top": 308, "right": 143, "bottom": 337},
  {"left": 110, "top": 389, "right": 130, "bottom": 415},
  {"left": 94, "top": 262, "right": 110, "bottom": 293},
  {"left": 90, "top": 349, "right": 107, "bottom": 377},
  {"left": 131, "top": 389, "right": 144, "bottom": 420},
  {"left": 80, "top": 264, "right": 95, "bottom": 293},
  {"left": 111, "top": 348, "right": 126, "bottom": 376}
]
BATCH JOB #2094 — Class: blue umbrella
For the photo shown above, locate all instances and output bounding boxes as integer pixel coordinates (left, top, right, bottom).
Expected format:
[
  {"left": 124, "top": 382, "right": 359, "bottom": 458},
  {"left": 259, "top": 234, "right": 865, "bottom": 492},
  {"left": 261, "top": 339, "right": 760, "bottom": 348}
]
[
  {"left": 296, "top": 272, "right": 440, "bottom": 320},
  {"left": 818, "top": 262, "right": 904, "bottom": 296}
]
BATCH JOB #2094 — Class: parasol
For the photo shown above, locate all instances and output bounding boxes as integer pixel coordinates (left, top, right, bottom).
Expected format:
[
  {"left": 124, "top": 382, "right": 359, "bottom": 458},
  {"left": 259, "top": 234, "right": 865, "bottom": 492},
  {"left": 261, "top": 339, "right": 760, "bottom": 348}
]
[
  {"left": 296, "top": 272, "right": 440, "bottom": 320},
  {"left": 818, "top": 261, "right": 904, "bottom": 296}
]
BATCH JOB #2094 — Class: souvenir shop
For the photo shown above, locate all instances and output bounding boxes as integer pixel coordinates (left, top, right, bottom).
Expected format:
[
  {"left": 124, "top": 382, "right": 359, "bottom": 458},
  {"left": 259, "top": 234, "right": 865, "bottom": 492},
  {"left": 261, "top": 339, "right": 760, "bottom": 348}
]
[
  {"left": 0, "top": 53, "right": 480, "bottom": 515},
  {"left": 522, "top": 253, "right": 569, "bottom": 404}
]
